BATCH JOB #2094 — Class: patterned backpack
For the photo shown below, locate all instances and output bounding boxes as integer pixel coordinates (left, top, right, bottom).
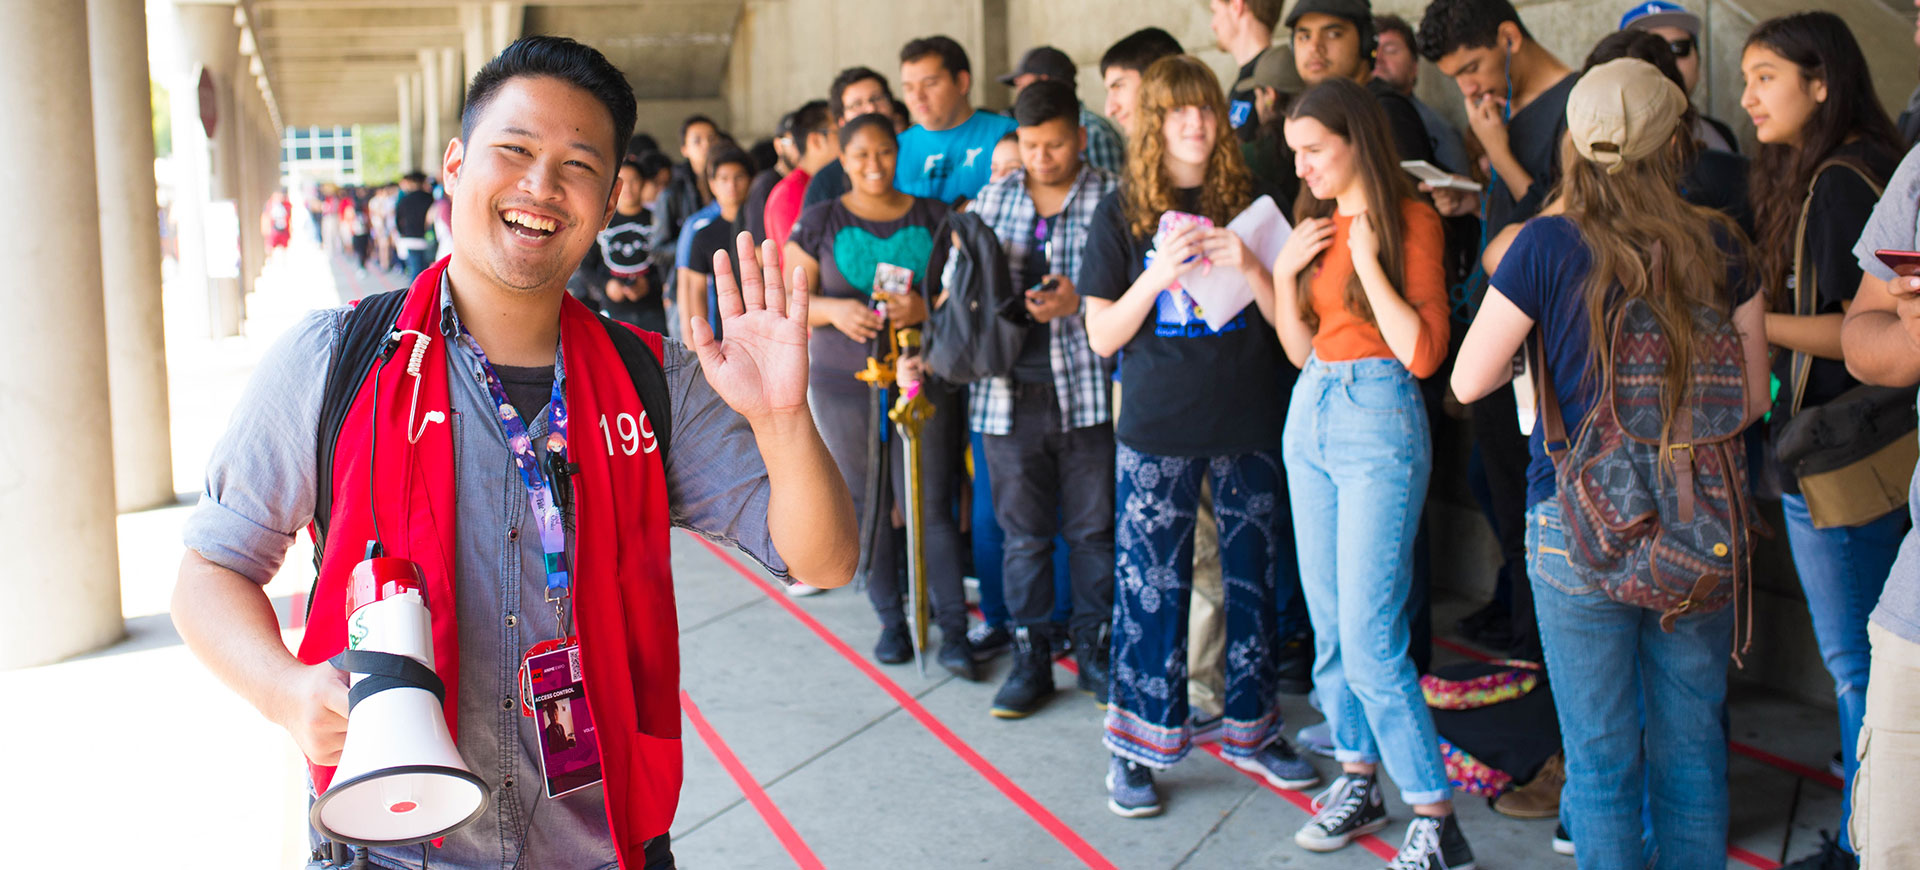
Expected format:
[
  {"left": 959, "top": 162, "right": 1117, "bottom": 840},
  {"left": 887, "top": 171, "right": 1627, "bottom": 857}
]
[{"left": 1533, "top": 242, "right": 1758, "bottom": 660}]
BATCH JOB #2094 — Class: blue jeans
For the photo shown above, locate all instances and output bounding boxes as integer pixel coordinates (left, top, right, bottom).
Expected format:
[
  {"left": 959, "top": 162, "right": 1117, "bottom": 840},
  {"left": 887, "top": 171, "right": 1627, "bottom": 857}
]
[
  {"left": 1781, "top": 493, "right": 1907, "bottom": 852},
  {"left": 1528, "top": 498, "right": 1734, "bottom": 869},
  {"left": 1105, "top": 445, "right": 1286, "bottom": 767},
  {"left": 1283, "top": 355, "right": 1448, "bottom": 806}
]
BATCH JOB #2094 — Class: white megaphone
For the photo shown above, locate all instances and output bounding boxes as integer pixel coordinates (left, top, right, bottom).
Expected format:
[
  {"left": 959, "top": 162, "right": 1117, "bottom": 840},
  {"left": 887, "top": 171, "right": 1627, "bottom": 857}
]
[{"left": 311, "top": 557, "right": 489, "bottom": 847}]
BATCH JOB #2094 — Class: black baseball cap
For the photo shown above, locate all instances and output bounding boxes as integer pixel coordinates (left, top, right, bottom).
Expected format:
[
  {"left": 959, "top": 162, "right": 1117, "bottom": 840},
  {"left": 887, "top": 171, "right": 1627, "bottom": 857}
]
[
  {"left": 1284, "top": 0, "right": 1373, "bottom": 29},
  {"left": 998, "top": 46, "right": 1076, "bottom": 86}
]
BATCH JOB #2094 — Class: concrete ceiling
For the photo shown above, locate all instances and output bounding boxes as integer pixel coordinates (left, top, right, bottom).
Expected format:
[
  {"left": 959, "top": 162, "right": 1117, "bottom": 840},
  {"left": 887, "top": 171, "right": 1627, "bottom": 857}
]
[{"left": 248, "top": 0, "right": 743, "bottom": 128}]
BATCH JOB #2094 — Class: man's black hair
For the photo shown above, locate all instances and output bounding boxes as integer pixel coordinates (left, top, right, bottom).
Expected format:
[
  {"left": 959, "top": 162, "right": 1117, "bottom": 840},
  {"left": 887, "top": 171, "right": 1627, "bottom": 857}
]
[
  {"left": 774, "top": 111, "right": 798, "bottom": 138},
  {"left": 1099, "top": 27, "right": 1184, "bottom": 76},
  {"left": 1416, "top": 0, "right": 1531, "bottom": 63},
  {"left": 627, "top": 133, "right": 659, "bottom": 157},
  {"left": 629, "top": 149, "right": 674, "bottom": 180},
  {"left": 704, "top": 144, "right": 755, "bottom": 182},
  {"left": 1012, "top": 79, "right": 1079, "bottom": 128},
  {"left": 1374, "top": 13, "right": 1416, "bottom": 50},
  {"left": 900, "top": 35, "right": 971, "bottom": 79},
  {"left": 748, "top": 138, "right": 778, "bottom": 172},
  {"left": 829, "top": 66, "right": 893, "bottom": 121},
  {"left": 403, "top": 170, "right": 429, "bottom": 184},
  {"left": 679, "top": 114, "right": 719, "bottom": 144},
  {"left": 461, "top": 35, "right": 637, "bottom": 163},
  {"left": 838, "top": 112, "right": 898, "bottom": 150},
  {"left": 790, "top": 99, "right": 834, "bottom": 156}
]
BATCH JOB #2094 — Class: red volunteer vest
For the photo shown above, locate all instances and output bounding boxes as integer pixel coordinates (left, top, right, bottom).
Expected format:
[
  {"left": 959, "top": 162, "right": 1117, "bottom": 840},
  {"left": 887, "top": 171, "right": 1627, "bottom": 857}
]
[{"left": 298, "top": 259, "right": 683, "bottom": 866}]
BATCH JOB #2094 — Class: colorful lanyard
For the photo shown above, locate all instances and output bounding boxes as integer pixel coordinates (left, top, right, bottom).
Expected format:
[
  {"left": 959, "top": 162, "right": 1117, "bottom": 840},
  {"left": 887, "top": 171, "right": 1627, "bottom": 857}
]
[{"left": 457, "top": 329, "right": 573, "bottom": 616}]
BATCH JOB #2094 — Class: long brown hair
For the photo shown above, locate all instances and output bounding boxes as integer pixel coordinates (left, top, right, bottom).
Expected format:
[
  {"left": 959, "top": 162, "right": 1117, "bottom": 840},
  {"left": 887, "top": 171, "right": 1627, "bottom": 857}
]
[
  {"left": 1745, "top": 12, "right": 1901, "bottom": 307},
  {"left": 1122, "top": 55, "right": 1253, "bottom": 238},
  {"left": 1284, "top": 78, "right": 1414, "bottom": 332},
  {"left": 1561, "top": 134, "right": 1752, "bottom": 433}
]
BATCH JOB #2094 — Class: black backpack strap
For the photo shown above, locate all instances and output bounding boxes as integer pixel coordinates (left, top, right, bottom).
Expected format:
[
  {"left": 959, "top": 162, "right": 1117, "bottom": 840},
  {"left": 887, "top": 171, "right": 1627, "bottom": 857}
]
[
  {"left": 312, "top": 289, "right": 411, "bottom": 570},
  {"left": 597, "top": 316, "right": 674, "bottom": 468}
]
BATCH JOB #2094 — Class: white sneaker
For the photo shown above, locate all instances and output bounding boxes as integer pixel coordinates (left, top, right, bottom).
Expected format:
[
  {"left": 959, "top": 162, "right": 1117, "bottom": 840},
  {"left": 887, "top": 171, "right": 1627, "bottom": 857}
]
[{"left": 785, "top": 582, "right": 826, "bottom": 598}]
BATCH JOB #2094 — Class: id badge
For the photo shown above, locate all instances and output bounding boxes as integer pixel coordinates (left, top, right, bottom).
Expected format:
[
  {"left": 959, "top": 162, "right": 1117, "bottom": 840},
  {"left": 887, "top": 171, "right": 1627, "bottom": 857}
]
[{"left": 525, "top": 644, "right": 603, "bottom": 798}]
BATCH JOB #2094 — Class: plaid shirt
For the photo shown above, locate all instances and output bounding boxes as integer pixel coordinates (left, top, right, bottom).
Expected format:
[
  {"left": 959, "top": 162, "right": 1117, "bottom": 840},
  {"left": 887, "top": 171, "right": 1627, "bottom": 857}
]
[
  {"left": 966, "top": 164, "right": 1120, "bottom": 435},
  {"left": 1081, "top": 105, "right": 1126, "bottom": 176}
]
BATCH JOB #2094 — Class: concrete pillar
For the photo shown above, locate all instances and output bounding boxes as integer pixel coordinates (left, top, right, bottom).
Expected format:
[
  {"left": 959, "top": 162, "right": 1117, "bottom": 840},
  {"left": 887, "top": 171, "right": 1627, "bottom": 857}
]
[
  {"left": 462, "top": 3, "right": 488, "bottom": 97},
  {"left": 490, "top": 2, "right": 523, "bottom": 56},
  {"left": 233, "top": 65, "right": 260, "bottom": 298},
  {"left": 0, "top": 0, "right": 125, "bottom": 667},
  {"left": 88, "top": 0, "right": 175, "bottom": 513},
  {"left": 439, "top": 46, "right": 460, "bottom": 122},
  {"left": 173, "top": 1, "right": 245, "bottom": 339},
  {"left": 420, "top": 51, "right": 441, "bottom": 175},
  {"left": 397, "top": 73, "right": 416, "bottom": 174}
]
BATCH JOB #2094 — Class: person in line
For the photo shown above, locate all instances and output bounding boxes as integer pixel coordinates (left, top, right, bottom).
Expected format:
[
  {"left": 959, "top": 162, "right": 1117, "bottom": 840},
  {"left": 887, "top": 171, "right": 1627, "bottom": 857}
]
[
  {"left": 1269, "top": 76, "right": 1468, "bottom": 867},
  {"left": 171, "top": 36, "right": 857, "bottom": 870},
  {"left": 894, "top": 35, "right": 1020, "bottom": 205},
  {"left": 680, "top": 145, "right": 758, "bottom": 341},
  {"left": 997, "top": 45, "right": 1127, "bottom": 175},
  {"left": 1837, "top": 58, "right": 1920, "bottom": 866},
  {"left": 1451, "top": 58, "right": 1770, "bottom": 869},
  {"left": 569, "top": 150, "right": 673, "bottom": 333},
  {"left": 1620, "top": 0, "right": 1741, "bottom": 153},
  {"left": 1373, "top": 13, "right": 1472, "bottom": 175},
  {"left": 393, "top": 171, "right": 436, "bottom": 279},
  {"left": 966, "top": 80, "right": 1120, "bottom": 719},
  {"left": 989, "top": 131, "right": 1022, "bottom": 183},
  {"left": 1237, "top": 46, "right": 1307, "bottom": 237},
  {"left": 1741, "top": 13, "right": 1907, "bottom": 869},
  {"left": 765, "top": 99, "right": 838, "bottom": 264},
  {"left": 1212, "top": 0, "right": 1288, "bottom": 141},
  {"left": 784, "top": 114, "right": 979, "bottom": 677},
  {"left": 743, "top": 111, "right": 798, "bottom": 245},
  {"left": 653, "top": 115, "right": 723, "bottom": 334},
  {"left": 1082, "top": 54, "right": 1316, "bottom": 819},
  {"left": 803, "top": 67, "right": 899, "bottom": 210},
  {"left": 1287, "top": 0, "right": 1437, "bottom": 168},
  {"left": 1100, "top": 27, "right": 1186, "bottom": 138}
]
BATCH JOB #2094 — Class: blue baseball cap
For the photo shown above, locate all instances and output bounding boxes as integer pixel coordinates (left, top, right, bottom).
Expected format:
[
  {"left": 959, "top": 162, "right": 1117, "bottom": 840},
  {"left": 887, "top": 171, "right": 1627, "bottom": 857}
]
[{"left": 1620, "top": 1, "right": 1701, "bottom": 36}]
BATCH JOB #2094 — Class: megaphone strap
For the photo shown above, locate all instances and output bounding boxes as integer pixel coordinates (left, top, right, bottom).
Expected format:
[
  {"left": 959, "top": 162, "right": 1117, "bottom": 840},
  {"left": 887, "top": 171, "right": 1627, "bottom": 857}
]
[{"left": 332, "top": 650, "right": 447, "bottom": 712}]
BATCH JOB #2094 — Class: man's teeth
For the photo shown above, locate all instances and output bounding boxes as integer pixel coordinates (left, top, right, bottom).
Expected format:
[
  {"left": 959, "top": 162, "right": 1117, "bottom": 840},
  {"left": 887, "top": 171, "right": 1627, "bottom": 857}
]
[{"left": 503, "top": 210, "right": 558, "bottom": 232}]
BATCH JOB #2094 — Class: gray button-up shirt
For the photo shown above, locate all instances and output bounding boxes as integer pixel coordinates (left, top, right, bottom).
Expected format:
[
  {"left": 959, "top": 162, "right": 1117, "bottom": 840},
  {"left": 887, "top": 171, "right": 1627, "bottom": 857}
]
[{"left": 183, "top": 283, "right": 789, "bottom": 870}]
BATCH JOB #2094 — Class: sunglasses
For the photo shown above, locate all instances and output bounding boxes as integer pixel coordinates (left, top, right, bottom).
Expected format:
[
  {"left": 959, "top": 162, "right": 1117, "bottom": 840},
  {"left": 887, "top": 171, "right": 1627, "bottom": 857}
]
[{"left": 1668, "top": 37, "right": 1695, "bottom": 59}]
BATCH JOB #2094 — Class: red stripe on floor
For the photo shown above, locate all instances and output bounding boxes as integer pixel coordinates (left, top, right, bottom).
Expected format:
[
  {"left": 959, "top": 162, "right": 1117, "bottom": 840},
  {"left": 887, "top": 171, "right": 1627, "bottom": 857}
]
[
  {"left": 680, "top": 690, "right": 825, "bottom": 870},
  {"left": 689, "top": 534, "right": 1119, "bottom": 870},
  {"left": 1434, "top": 636, "right": 1846, "bottom": 790},
  {"left": 1727, "top": 844, "right": 1782, "bottom": 869}
]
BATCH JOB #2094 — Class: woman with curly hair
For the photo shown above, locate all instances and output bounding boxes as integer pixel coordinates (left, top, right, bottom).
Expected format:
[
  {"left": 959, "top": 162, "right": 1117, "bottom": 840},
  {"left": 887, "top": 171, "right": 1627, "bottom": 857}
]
[{"left": 1080, "top": 53, "right": 1314, "bottom": 819}]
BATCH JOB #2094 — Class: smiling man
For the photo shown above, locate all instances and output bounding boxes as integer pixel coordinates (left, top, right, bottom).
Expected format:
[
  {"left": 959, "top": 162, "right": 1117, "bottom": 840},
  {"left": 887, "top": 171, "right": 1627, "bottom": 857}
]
[{"left": 171, "top": 36, "right": 856, "bottom": 870}]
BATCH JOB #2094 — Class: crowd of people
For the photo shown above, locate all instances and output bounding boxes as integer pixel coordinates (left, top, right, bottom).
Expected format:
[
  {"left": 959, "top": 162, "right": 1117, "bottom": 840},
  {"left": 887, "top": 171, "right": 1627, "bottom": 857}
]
[
  {"left": 212, "top": 0, "right": 1920, "bottom": 867},
  {"left": 552, "top": 0, "right": 1920, "bottom": 866}
]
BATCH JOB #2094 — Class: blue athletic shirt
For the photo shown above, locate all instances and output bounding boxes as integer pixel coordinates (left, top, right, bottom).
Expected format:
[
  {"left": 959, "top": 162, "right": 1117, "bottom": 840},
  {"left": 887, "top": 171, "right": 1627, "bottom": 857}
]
[{"left": 894, "top": 110, "right": 1019, "bottom": 205}]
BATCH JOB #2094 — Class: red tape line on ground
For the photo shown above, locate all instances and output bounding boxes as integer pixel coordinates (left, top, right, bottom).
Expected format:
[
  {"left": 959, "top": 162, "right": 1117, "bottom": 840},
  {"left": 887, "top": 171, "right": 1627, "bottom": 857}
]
[
  {"left": 1728, "top": 844, "right": 1782, "bottom": 869},
  {"left": 680, "top": 690, "right": 825, "bottom": 870},
  {"left": 1049, "top": 650, "right": 1400, "bottom": 862},
  {"left": 689, "top": 534, "right": 1119, "bottom": 870},
  {"left": 1432, "top": 636, "right": 1845, "bottom": 790}
]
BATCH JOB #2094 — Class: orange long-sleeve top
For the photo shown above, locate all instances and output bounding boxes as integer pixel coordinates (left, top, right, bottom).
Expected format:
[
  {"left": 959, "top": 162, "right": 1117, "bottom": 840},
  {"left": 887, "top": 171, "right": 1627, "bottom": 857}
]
[{"left": 1306, "top": 198, "right": 1450, "bottom": 379}]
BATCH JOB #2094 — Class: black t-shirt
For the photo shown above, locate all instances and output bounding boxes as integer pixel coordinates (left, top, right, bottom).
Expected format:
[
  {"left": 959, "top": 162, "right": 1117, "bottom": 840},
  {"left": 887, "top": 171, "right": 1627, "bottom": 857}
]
[
  {"left": 687, "top": 214, "right": 744, "bottom": 341},
  {"left": 743, "top": 168, "right": 783, "bottom": 243},
  {"left": 493, "top": 363, "right": 556, "bottom": 423},
  {"left": 1010, "top": 209, "right": 1060, "bottom": 384},
  {"left": 1486, "top": 73, "right": 1577, "bottom": 236},
  {"left": 1770, "top": 142, "right": 1901, "bottom": 464},
  {"left": 802, "top": 160, "right": 853, "bottom": 210},
  {"left": 1079, "top": 183, "right": 1294, "bottom": 457},
  {"left": 569, "top": 207, "right": 665, "bottom": 328},
  {"left": 1366, "top": 77, "right": 1436, "bottom": 165},
  {"left": 1680, "top": 149, "right": 1753, "bottom": 237},
  {"left": 1227, "top": 49, "right": 1272, "bottom": 142},
  {"left": 394, "top": 190, "right": 434, "bottom": 238}
]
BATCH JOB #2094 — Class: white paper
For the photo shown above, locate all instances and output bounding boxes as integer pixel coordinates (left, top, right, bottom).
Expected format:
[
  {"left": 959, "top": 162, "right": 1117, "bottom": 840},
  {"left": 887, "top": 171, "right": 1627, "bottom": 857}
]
[{"left": 1173, "top": 195, "right": 1290, "bottom": 332}]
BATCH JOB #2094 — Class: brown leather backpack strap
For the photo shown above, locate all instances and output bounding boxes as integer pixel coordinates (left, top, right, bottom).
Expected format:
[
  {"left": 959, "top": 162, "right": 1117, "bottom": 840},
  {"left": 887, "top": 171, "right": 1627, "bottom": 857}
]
[
  {"left": 1534, "top": 334, "right": 1570, "bottom": 461},
  {"left": 1787, "top": 159, "right": 1889, "bottom": 417}
]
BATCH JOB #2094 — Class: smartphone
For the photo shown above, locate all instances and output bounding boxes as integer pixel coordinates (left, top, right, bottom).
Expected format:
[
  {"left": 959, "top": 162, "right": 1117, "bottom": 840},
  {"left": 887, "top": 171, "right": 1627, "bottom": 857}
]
[
  {"left": 1400, "top": 160, "right": 1484, "bottom": 192},
  {"left": 1876, "top": 249, "right": 1920, "bottom": 279}
]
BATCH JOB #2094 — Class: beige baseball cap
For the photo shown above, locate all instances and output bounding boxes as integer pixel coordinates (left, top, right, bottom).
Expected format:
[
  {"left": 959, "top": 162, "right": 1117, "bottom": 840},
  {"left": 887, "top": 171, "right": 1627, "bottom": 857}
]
[{"left": 1564, "top": 58, "right": 1688, "bottom": 173}]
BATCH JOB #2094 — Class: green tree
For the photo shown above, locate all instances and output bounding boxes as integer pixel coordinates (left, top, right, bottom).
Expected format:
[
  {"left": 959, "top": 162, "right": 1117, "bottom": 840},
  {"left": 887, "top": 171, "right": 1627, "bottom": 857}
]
[
  {"left": 357, "top": 124, "right": 400, "bottom": 184},
  {"left": 151, "top": 78, "right": 170, "bottom": 157}
]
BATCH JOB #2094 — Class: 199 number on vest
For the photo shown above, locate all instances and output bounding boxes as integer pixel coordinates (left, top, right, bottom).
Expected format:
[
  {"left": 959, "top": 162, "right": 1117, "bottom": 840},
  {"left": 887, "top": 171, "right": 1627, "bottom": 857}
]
[{"left": 599, "top": 412, "right": 656, "bottom": 456}]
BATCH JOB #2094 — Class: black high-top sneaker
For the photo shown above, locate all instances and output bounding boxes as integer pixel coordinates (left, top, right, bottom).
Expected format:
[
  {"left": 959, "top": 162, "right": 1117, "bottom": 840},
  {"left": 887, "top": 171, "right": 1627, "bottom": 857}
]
[
  {"left": 1385, "top": 814, "right": 1476, "bottom": 870},
  {"left": 1072, "top": 623, "right": 1111, "bottom": 708},
  {"left": 989, "top": 627, "right": 1055, "bottom": 718},
  {"left": 1293, "top": 772, "right": 1388, "bottom": 852}
]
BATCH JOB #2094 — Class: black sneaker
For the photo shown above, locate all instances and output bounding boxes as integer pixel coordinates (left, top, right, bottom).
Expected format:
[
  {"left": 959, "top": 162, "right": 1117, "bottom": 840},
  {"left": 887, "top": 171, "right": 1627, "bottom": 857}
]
[
  {"left": 967, "top": 621, "right": 1012, "bottom": 661},
  {"left": 1105, "top": 755, "right": 1162, "bottom": 818},
  {"left": 937, "top": 633, "right": 980, "bottom": 681},
  {"left": 1276, "top": 631, "right": 1313, "bottom": 695},
  {"left": 1072, "top": 623, "right": 1111, "bottom": 708},
  {"left": 873, "top": 624, "right": 912, "bottom": 665},
  {"left": 1780, "top": 832, "right": 1857, "bottom": 870},
  {"left": 1293, "top": 773, "right": 1388, "bottom": 852},
  {"left": 1385, "top": 814, "right": 1475, "bottom": 870},
  {"left": 1552, "top": 823, "right": 1574, "bottom": 857},
  {"left": 990, "top": 627, "right": 1055, "bottom": 718}
]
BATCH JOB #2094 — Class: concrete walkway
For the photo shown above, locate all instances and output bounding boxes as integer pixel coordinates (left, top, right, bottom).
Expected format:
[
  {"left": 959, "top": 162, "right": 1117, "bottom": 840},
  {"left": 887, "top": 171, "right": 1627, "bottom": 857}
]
[{"left": 0, "top": 231, "right": 1847, "bottom": 869}]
